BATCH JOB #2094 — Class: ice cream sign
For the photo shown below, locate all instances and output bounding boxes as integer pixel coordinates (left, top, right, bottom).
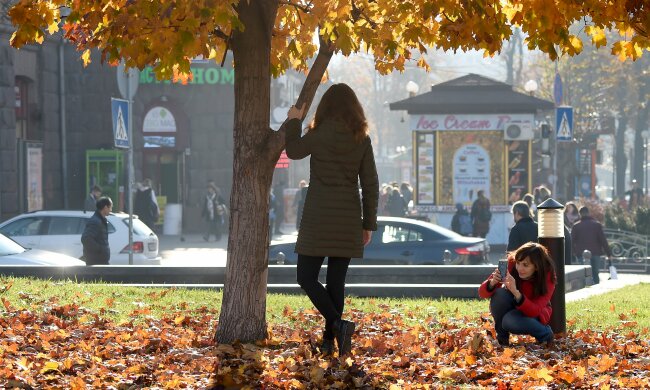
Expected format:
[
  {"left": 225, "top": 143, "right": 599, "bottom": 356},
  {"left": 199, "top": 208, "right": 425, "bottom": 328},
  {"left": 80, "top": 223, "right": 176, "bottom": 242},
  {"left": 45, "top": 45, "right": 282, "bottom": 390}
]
[{"left": 411, "top": 114, "right": 534, "bottom": 131}]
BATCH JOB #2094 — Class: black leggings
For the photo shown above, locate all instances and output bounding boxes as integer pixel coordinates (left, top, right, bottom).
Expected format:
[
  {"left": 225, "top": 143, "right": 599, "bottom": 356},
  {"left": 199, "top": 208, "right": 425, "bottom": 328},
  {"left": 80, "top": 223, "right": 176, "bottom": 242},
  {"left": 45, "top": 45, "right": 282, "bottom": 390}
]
[{"left": 296, "top": 254, "right": 351, "bottom": 339}]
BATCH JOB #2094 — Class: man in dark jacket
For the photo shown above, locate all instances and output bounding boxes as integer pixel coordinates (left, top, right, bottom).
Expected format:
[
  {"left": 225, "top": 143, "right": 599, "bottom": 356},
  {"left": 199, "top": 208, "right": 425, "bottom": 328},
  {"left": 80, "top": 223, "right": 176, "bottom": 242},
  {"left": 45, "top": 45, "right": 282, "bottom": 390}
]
[
  {"left": 507, "top": 201, "right": 537, "bottom": 252},
  {"left": 81, "top": 197, "right": 112, "bottom": 265},
  {"left": 571, "top": 206, "right": 612, "bottom": 284}
]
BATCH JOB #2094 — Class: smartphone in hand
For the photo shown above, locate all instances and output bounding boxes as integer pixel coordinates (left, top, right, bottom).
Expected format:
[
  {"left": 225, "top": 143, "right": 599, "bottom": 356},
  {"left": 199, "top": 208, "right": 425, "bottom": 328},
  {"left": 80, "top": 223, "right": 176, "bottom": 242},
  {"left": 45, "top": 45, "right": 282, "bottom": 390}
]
[{"left": 498, "top": 259, "right": 508, "bottom": 277}]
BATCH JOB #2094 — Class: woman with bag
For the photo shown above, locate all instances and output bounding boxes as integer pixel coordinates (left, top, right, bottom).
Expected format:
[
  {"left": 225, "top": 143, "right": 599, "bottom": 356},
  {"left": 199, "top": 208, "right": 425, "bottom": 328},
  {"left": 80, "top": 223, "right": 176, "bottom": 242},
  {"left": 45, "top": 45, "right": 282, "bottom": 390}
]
[
  {"left": 202, "top": 183, "right": 226, "bottom": 241},
  {"left": 479, "top": 242, "right": 557, "bottom": 347},
  {"left": 285, "top": 83, "right": 379, "bottom": 356}
]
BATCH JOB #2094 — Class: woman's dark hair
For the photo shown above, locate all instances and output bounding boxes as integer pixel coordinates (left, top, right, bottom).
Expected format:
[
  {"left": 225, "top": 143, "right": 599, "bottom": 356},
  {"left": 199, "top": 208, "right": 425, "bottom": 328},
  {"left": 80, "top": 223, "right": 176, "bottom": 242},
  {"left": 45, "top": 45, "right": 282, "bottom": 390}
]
[
  {"left": 510, "top": 242, "right": 556, "bottom": 297},
  {"left": 308, "top": 83, "right": 369, "bottom": 143}
]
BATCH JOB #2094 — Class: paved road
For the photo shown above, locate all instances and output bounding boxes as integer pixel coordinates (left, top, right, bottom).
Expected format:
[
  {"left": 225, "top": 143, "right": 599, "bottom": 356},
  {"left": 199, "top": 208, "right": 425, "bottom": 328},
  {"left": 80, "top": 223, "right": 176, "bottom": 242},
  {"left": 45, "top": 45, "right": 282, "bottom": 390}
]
[{"left": 158, "top": 229, "right": 298, "bottom": 267}]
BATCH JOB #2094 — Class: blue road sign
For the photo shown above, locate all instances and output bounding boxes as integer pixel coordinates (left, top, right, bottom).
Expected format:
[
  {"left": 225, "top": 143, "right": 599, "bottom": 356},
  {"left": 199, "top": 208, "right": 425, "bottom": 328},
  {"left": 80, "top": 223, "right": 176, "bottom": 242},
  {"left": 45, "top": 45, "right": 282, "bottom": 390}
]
[
  {"left": 111, "top": 98, "right": 130, "bottom": 149},
  {"left": 556, "top": 106, "right": 573, "bottom": 142}
]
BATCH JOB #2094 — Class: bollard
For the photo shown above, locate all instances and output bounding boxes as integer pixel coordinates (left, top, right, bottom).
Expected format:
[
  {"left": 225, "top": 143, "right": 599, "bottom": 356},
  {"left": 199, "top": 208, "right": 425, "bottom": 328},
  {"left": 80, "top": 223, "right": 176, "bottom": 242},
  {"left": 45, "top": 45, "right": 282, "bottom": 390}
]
[
  {"left": 582, "top": 250, "right": 591, "bottom": 267},
  {"left": 537, "top": 198, "right": 566, "bottom": 334}
]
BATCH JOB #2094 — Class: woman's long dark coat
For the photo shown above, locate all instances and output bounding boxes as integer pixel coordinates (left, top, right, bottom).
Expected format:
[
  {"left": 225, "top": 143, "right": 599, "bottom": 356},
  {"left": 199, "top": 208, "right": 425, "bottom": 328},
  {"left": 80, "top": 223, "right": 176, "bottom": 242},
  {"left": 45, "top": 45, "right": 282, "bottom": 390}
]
[{"left": 286, "top": 118, "right": 379, "bottom": 258}]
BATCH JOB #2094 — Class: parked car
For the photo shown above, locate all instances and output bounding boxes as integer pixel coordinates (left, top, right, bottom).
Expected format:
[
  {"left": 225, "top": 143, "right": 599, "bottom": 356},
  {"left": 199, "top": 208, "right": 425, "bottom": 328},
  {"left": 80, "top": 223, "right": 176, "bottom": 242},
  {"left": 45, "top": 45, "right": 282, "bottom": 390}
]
[
  {"left": 269, "top": 216, "right": 489, "bottom": 265},
  {"left": 0, "top": 210, "right": 161, "bottom": 265},
  {"left": 0, "top": 233, "right": 85, "bottom": 266}
]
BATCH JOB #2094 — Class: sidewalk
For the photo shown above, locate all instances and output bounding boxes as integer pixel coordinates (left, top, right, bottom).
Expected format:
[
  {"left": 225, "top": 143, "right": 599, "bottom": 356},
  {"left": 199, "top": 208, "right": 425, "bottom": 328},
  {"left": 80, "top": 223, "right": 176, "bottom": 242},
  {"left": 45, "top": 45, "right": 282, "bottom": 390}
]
[{"left": 566, "top": 271, "right": 650, "bottom": 302}]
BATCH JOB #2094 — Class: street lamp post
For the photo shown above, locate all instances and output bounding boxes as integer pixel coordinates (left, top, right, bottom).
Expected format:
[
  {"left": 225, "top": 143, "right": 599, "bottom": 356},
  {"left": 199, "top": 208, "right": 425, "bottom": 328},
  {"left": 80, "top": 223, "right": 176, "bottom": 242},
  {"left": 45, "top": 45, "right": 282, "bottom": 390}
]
[
  {"left": 406, "top": 81, "right": 419, "bottom": 97},
  {"left": 642, "top": 130, "right": 650, "bottom": 198},
  {"left": 537, "top": 198, "right": 566, "bottom": 334},
  {"left": 524, "top": 79, "right": 538, "bottom": 96}
]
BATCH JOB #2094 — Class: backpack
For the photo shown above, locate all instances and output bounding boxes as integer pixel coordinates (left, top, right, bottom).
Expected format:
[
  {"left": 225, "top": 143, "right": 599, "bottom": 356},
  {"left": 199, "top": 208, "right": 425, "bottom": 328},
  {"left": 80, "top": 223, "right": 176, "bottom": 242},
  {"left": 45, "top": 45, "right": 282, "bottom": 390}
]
[{"left": 458, "top": 215, "right": 473, "bottom": 235}]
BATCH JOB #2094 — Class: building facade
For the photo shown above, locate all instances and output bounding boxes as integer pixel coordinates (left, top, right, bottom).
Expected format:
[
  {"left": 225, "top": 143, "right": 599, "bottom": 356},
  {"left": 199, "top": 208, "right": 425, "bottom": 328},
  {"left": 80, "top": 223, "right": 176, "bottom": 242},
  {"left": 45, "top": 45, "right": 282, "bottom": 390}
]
[{"left": 0, "top": 21, "right": 237, "bottom": 232}]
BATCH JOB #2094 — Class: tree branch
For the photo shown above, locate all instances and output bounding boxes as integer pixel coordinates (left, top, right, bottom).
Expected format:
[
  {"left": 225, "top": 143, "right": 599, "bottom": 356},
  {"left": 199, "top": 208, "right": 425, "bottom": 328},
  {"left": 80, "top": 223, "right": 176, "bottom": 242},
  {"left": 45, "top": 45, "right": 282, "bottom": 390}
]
[
  {"left": 266, "top": 34, "right": 335, "bottom": 158},
  {"left": 279, "top": 0, "right": 313, "bottom": 14}
]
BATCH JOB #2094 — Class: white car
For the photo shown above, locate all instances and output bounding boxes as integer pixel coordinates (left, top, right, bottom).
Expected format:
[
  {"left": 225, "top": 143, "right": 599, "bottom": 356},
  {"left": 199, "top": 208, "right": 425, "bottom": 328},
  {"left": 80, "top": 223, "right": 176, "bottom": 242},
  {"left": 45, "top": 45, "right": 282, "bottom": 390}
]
[
  {"left": 0, "top": 233, "right": 85, "bottom": 266},
  {"left": 0, "top": 210, "right": 161, "bottom": 265}
]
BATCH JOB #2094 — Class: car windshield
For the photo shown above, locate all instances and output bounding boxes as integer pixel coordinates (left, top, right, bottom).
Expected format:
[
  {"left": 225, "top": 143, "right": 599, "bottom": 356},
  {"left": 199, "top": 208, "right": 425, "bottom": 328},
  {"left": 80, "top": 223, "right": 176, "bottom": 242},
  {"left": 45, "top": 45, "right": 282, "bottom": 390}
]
[
  {"left": 120, "top": 217, "right": 154, "bottom": 236},
  {"left": 0, "top": 234, "right": 26, "bottom": 256}
]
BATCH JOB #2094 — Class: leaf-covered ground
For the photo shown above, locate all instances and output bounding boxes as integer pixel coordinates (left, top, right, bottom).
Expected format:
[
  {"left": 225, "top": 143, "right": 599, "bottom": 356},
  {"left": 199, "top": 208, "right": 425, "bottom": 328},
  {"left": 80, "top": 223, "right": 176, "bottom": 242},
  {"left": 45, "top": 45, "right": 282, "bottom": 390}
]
[{"left": 1, "top": 290, "right": 649, "bottom": 389}]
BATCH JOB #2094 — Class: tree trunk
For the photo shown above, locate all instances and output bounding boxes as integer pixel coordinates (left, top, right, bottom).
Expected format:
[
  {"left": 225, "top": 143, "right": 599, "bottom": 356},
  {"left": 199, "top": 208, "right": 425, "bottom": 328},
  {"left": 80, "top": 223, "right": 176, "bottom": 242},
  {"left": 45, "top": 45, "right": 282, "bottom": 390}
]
[
  {"left": 215, "top": 0, "right": 279, "bottom": 344},
  {"left": 215, "top": 3, "right": 334, "bottom": 343}
]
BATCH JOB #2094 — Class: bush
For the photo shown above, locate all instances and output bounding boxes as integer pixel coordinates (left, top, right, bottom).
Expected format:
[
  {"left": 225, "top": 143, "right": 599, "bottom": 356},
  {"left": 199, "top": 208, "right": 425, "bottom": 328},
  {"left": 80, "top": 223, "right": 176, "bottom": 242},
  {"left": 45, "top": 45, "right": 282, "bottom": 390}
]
[{"left": 604, "top": 203, "right": 650, "bottom": 235}]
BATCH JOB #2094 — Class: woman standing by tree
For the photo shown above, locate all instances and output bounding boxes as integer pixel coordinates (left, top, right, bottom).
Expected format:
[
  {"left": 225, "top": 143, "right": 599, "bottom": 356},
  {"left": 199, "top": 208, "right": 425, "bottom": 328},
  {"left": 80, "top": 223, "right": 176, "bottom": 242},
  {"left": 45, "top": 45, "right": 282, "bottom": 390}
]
[{"left": 285, "top": 83, "right": 379, "bottom": 356}]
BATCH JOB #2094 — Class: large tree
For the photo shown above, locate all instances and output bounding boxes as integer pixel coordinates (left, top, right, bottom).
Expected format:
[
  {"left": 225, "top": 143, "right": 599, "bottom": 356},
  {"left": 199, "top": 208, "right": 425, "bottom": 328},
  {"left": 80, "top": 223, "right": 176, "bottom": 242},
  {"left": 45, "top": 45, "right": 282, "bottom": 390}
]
[{"left": 9, "top": 0, "right": 650, "bottom": 343}]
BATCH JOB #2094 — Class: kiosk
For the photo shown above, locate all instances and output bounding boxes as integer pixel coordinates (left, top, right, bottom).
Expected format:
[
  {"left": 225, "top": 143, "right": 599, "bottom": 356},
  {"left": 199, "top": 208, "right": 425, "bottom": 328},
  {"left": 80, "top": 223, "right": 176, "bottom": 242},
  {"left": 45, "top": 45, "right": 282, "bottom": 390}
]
[{"left": 390, "top": 74, "right": 554, "bottom": 245}]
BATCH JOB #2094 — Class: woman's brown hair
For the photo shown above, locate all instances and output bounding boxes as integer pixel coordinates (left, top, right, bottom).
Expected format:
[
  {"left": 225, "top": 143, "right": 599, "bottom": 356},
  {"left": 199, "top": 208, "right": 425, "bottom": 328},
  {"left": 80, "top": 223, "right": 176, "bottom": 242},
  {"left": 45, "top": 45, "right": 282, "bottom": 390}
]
[
  {"left": 308, "top": 83, "right": 369, "bottom": 143},
  {"left": 510, "top": 242, "right": 557, "bottom": 297}
]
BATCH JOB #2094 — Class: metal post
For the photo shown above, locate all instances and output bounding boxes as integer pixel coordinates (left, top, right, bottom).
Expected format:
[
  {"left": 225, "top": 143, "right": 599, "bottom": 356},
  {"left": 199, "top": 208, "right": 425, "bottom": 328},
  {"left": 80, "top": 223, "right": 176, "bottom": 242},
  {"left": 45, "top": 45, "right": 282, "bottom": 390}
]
[
  {"left": 643, "top": 139, "right": 648, "bottom": 198},
  {"left": 537, "top": 198, "right": 565, "bottom": 334},
  {"left": 127, "top": 77, "right": 134, "bottom": 265},
  {"left": 58, "top": 40, "right": 68, "bottom": 209}
]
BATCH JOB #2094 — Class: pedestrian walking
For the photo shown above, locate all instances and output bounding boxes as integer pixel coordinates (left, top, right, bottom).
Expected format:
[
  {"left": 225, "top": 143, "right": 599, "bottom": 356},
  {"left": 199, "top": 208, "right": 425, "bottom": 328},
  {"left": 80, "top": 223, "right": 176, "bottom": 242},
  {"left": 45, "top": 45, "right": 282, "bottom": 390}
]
[
  {"left": 625, "top": 179, "right": 645, "bottom": 209},
  {"left": 81, "top": 196, "right": 112, "bottom": 265},
  {"left": 571, "top": 206, "right": 612, "bottom": 284},
  {"left": 285, "top": 83, "right": 379, "bottom": 356},
  {"left": 563, "top": 201, "right": 580, "bottom": 229},
  {"left": 470, "top": 190, "right": 491, "bottom": 238},
  {"left": 400, "top": 182, "right": 413, "bottom": 208},
  {"left": 202, "top": 183, "right": 226, "bottom": 241},
  {"left": 134, "top": 178, "right": 160, "bottom": 231},
  {"left": 451, "top": 203, "right": 473, "bottom": 236},
  {"left": 522, "top": 192, "right": 537, "bottom": 220},
  {"left": 378, "top": 184, "right": 391, "bottom": 216},
  {"left": 84, "top": 185, "right": 102, "bottom": 212},
  {"left": 507, "top": 201, "right": 537, "bottom": 252},
  {"left": 386, "top": 187, "right": 407, "bottom": 217},
  {"left": 479, "top": 242, "right": 557, "bottom": 347}
]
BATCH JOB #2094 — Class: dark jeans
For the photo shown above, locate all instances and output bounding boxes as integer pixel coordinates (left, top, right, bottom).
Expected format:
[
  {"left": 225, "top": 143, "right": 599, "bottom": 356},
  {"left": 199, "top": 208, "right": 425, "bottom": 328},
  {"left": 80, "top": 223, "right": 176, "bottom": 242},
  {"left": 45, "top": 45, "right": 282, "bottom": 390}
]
[
  {"left": 490, "top": 287, "right": 552, "bottom": 343},
  {"left": 206, "top": 217, "right": 223, "bottom": 240},
  {"left": 296, "top": 254, "right": 351, "bottom": 340},
  {"left": 590, "top": 255, "right": 602, "bottom": 284}
]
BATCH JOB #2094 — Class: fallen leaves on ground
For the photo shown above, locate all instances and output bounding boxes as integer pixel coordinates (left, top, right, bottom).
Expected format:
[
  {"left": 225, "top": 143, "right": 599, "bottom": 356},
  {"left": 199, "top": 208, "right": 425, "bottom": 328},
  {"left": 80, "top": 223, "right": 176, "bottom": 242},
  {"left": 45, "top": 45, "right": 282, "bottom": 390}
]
[{"left": 1, "top": 300, "right": 649, "bottom": 388}]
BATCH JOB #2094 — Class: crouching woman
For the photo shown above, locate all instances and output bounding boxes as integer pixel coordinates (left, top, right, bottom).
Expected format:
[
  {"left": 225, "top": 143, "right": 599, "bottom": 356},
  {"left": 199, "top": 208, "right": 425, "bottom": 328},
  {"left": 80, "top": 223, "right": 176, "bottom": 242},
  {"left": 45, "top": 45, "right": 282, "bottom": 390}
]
[{"left": 479, "top": 242, "right": 557, "bottom": 346}]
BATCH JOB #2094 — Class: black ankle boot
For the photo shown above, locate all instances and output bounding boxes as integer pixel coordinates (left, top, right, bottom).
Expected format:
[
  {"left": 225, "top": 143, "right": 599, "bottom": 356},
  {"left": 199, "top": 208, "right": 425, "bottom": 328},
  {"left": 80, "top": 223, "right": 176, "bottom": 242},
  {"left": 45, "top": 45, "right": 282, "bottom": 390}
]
[
  {"left": 320, "top": 338, "right": 335, "bottom": 356},
  {"left": 333, "top": 319, "right": 355, "bottom": 355}
]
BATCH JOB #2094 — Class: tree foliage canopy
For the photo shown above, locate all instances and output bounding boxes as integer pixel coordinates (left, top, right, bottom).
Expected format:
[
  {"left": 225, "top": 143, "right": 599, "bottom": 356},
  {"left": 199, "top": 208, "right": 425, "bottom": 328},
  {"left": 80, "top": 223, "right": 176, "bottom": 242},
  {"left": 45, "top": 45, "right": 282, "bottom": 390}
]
[{"left": 9, "top": 0, "right": 650, "bottom": 77}]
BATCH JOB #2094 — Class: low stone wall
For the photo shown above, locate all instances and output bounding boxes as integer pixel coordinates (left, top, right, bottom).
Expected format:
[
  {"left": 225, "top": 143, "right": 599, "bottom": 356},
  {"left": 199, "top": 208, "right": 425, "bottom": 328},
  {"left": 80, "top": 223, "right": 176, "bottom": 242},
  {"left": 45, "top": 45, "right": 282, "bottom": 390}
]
[{"left": 0, "top": 264, "right": 592, "bottom": 298}]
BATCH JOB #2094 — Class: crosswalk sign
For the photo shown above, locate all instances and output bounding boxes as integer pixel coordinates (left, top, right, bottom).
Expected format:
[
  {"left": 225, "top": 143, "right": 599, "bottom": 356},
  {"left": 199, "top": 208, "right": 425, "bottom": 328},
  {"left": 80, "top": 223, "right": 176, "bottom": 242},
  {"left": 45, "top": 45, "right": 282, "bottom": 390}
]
[
  {"left": 556, "top": 106, "right": 573, "bottom": 142},
  {"left": 111, "top": 98, "right": 130, "bottom": 148}
]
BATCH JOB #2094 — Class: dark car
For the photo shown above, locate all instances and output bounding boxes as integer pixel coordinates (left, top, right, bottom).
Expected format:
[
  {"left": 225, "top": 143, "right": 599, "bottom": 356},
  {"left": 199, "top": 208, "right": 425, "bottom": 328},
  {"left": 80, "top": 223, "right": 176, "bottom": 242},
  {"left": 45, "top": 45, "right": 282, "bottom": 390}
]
[{"left": 269, "top": 216, "right": 489, "bottom": 265}]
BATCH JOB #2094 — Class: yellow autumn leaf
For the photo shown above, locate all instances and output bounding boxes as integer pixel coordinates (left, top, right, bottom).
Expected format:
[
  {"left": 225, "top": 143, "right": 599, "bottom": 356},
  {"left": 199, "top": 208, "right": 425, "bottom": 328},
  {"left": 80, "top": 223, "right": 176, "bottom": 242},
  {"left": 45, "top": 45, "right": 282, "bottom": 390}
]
[
  {"left": 568, "top": 35, "right": 583, "bottom": 55},
  {"left": 47, "top": 21, "right": 59, "bottom": 34},
  {"left": 81, "top": 49, "right": 91, "bottom": 66},
  {"left": 16, "top": 357, "right": 29, "bottom": 370},
  {"left": 588, "top": 26, "right": 607, "bottom": 48},
  {"left": 536, "top": 367, "right": 554, "bottom": 382},
  {"left": 40, "top": 361, "right": 60, "bottom": 375}
]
